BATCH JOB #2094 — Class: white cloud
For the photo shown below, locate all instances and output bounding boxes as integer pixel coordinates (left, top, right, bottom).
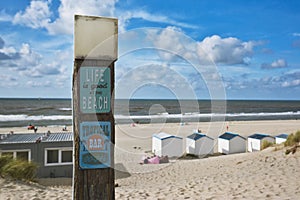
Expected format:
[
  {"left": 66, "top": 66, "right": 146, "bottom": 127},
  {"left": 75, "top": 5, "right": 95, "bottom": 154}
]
[
  {"left": 26, "top": 80, "right": 51, "bottom": 87},
  {"left": 0, "top": 10, "right": 13, "bottom": 22},
  {"left": 16, "top": 43, "right": 42, "bottom": 70},
  {"left": 118, "top": 10, "right": 197, "bottom": 33},
  {"left": 19, "top": 48, "right": 71, "bottom": 78},
  {"left": 13, "top": 0, "right": 51, "bottom": 29},
  {"left": 292, "top": 33, "right": 300, "bottom": 37},
  {"left": 11, "top": 0, "right": 117, "bottom": 35},
  {"left": 146, "top": 29, "right": 256, "bottom": 65},
  {"left": 197, "top": 35, "right": 255, "bottom": 65},
  {"left": 282, "top": 79, "right": 300, "bottom": 87},
  {"left": 145, "top": 26, "right": 198, "bottom": 62},
  {"left": 0, "top": 46, "right": 17, "bottom": 55},
  {"left": 0, "top": 74, "right": 16, "bottom": 82},
  {"left": 47, "top": 0, "right": 117, "bottom": 35},
  {"left": 280, "top": 71, "right": 300, "bottom": 88},
  {"left": 1, "top": 42, "right": 65, "bottom": 78},
  {"left": 261, "top": 59, "right": 288, "bottom": 69},
  {"left": 116, "top": 63, "right": 198, "bottom": 99},
  {"left": 11, "top": 0, "right": 197, "bottom": 35}
]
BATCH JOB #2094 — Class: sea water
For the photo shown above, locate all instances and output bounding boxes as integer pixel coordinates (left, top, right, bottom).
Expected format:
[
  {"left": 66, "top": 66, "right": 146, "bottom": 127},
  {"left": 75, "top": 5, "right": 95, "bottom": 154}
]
[{"left": 0, "top": 98, "right": 300, "bottom": 127}]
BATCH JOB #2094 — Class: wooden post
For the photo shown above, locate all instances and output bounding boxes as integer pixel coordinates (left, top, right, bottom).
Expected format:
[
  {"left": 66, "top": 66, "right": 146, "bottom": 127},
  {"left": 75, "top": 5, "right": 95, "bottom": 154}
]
[{"left": 72, "top": 15, "right": 118, "bottom": 200}]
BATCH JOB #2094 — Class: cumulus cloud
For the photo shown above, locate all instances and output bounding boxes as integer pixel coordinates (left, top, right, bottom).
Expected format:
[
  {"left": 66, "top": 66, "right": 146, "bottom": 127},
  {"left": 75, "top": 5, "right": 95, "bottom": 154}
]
[
  {"left": 282, "top": 79, "right": 300, "bottom": 88},
  {"left": 147, "top": 29, "right": 257, "bottom": 65},
  {"left": 0, "top": 74, "right": 18, "bottom": 88},
  {"left": 11, "top": 43, "right": 42, "bottom": 71},
  {"left": 0, "top": 37, "right": 19, "bottom": 60},
  {"left": 26, "top": 80, "right": 52, "bottom": 87},
  {"left": 225, "top": 70, "right": 300, "bottom": 92},
  {"left": 0, "top": 74, "right": 17, "bottom": 82},
  {"left": 11, "top": 0, "right": 117, "bottom": 35},
  {"left": 11, "top": 0, "right": 197, "bottom": 35},
  {"left": 0, "top": 41, "right": 65, "bottom": 79},
  {"left": 280, "top": 71, "right": 300, "bottom": 88},
  {"left": 197, "top": 35, "right": 255, "bottom": 65},
  {"left": 47, "top": 0, "right": 117, "bottom": 35},
  {"left": 146, "top": 26, "right": 197, "bottom": 62},
  {"left": 261, "top": 59, "right": 288, "bottom": 69},
  {"left": 13, "top": 0, "right": 51, "bottom": 29},
  {"left": 116, "top": 63, "right": 198, "bottom": 99}
]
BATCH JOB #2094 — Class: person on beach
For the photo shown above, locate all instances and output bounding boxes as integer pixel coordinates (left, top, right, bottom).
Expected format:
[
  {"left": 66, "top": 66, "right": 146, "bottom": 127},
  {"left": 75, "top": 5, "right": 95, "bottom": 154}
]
[{"left": 62, "top": 125, "right": 67, "bottom": 131}]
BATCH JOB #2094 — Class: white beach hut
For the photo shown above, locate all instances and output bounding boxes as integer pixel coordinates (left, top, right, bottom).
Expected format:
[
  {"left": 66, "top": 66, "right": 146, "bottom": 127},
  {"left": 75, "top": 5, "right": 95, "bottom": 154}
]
[
  {"left": 152, "top": 132, "right": 183, "bottom": 157},
  {"left": 218, "top": 132, "right": 246, "bottom": 154},
  {"left": 275, "top": 133, "right": 288, "bottom": 144},
  {"left": 186, "top": 132, "right": 214, "bottom": 156},
  {"left": 248, "top": 133, "right": 275, "bottom": 152}
]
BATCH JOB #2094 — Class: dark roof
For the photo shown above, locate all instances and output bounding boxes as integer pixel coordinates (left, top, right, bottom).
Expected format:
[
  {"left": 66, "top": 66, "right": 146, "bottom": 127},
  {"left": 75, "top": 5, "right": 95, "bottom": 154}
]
[
  {"left": 187, "top": 133, "right": 213, "bottom": 141},
  {"left": 276, "top": 133, "right": 288, "bottom": 139},
  {"left": 248, "top": 133, "right": 271, "bottom": 140},
  {"left": 219, "top": 132, "right": 242, "bottom": 140},
  {"left": 0, "top": 132, "right": 73, "bottom": 144}
]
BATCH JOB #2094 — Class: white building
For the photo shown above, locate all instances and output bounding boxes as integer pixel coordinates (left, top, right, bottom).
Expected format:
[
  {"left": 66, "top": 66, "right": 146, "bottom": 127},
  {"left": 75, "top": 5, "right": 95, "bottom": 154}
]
[
  {"left": 248, "top": 133, "right": 275, "bottom": 152},
  {"left": 275, "top": 133, "right": 288, "bottom": 144},
  {"left": 186, "top": 132, "right": 214, "bottom": 156},
  {"left": 218, "top": 132, "right": 246, "bottom": 154},
  {"left": 152, "top": 132, "right": 183, "bottom": 157}
]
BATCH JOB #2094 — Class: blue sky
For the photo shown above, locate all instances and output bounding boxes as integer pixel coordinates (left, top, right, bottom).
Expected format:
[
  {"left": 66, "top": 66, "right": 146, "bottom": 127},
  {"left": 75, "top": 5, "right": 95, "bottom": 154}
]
[{"left": 0, "top": 0, "right": 300, "bottom": 100}]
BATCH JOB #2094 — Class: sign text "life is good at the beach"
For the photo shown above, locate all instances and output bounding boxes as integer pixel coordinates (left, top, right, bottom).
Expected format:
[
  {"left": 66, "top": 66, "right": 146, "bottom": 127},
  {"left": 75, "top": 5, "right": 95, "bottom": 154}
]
[{"left": 80, "top": 67, "right": 111, "bottom": 113}]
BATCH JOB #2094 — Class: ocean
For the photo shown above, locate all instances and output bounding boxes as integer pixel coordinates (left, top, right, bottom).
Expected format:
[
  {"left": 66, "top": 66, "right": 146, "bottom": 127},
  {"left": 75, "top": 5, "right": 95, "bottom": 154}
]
[{"left": 0, "top": 98, "right": 300, "bottom": 127}]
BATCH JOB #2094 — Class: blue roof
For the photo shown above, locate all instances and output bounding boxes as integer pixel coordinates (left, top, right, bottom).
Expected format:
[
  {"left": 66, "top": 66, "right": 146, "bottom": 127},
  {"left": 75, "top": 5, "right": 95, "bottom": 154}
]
[
  {"left": 219, "top": 132, "right": 241, "bottom": 140},
  {"left": 0, "top": 132, "right": 73, "bottom": 144},
  {"left": 276, "top": 134, "right": 288, "bottom": 139},
  {"left": 187, "top": 133, "right": 213, "bottom": 141},
  {"left": 248, "top": 133, "right": 271, "bottom": 140}
]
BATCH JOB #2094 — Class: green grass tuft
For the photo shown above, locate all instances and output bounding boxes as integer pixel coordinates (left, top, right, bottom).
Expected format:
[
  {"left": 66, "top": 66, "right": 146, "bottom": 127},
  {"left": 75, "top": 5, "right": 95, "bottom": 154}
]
[
  {"left": 284, "top": 130, "right": 300, "bottom": 147},
  {"left": 0, "top": 156, "right": 38, "bottom": 181},
  {"left": 262, "top": 140, "right": 274, "bottom": 150}
]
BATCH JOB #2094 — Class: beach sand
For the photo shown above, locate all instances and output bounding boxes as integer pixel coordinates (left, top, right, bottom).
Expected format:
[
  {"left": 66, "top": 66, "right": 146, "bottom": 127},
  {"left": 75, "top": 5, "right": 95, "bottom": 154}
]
[{"left": 0, "top": 120, "right": 300, "bottom": 199}]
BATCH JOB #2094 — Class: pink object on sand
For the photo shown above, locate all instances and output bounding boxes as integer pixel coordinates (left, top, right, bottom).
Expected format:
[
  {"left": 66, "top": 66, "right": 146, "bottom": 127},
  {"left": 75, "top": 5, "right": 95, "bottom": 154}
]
[{"left": 147, "top": 156, "right": 160, "bottom": 164}]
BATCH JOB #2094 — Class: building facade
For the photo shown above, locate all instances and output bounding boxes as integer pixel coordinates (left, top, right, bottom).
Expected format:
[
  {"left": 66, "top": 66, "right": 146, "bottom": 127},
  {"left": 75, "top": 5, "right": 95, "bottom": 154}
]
[{"left": 0, "top": 132, "right": 73, "bottom": 178}]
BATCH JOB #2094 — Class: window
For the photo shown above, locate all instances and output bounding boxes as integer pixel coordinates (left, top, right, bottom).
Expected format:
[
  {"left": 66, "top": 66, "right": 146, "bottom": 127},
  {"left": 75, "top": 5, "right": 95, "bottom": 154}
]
[
  {"left": 16, "top": 151, "right": 29, "bottom": 161},
  {"left": 0, "top": 150, "right": 31, "bottom": 161},
  {"left": 45, "top": 148, "right": 73, "bottom": 166},
  {"left": 62, "top": 150, "right": 72, "bottom": 163},
  {"left": 47, "top": 150, "right": 59, "bottom": 163}
]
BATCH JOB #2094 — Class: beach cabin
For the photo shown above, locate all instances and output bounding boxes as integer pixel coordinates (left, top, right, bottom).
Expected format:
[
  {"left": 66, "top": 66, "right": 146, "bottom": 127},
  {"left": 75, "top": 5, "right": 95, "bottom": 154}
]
[
  {"left": 186, "top": 132, "right": 214, "bottom": 156},
  {"left": 218, "top": 132, "right": 246, "bottom": 154},
  {"left": 275, "top": 134, "right": 288, "bottom": 144},
  {"left": 0, "top": 132, "right": 73, "bottom": 178},
  {"left": 152, "top": 132, "right": 183, "bottom": 157},
  {"left": 248, "top": 133, "right": 275, "bottom": 152}
]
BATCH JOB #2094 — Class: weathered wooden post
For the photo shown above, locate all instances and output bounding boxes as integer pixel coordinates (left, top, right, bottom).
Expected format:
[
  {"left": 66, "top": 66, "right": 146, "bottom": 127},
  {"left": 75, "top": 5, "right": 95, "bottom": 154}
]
[{"left": 72, "top": 15, "right": 118, "bottom": 199}]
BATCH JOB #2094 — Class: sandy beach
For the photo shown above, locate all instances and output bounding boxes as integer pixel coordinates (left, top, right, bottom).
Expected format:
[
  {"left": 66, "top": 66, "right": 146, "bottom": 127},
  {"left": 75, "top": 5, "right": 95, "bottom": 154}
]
[{"left": 1, "top": 120, "right": 300, "bottom": 199}]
